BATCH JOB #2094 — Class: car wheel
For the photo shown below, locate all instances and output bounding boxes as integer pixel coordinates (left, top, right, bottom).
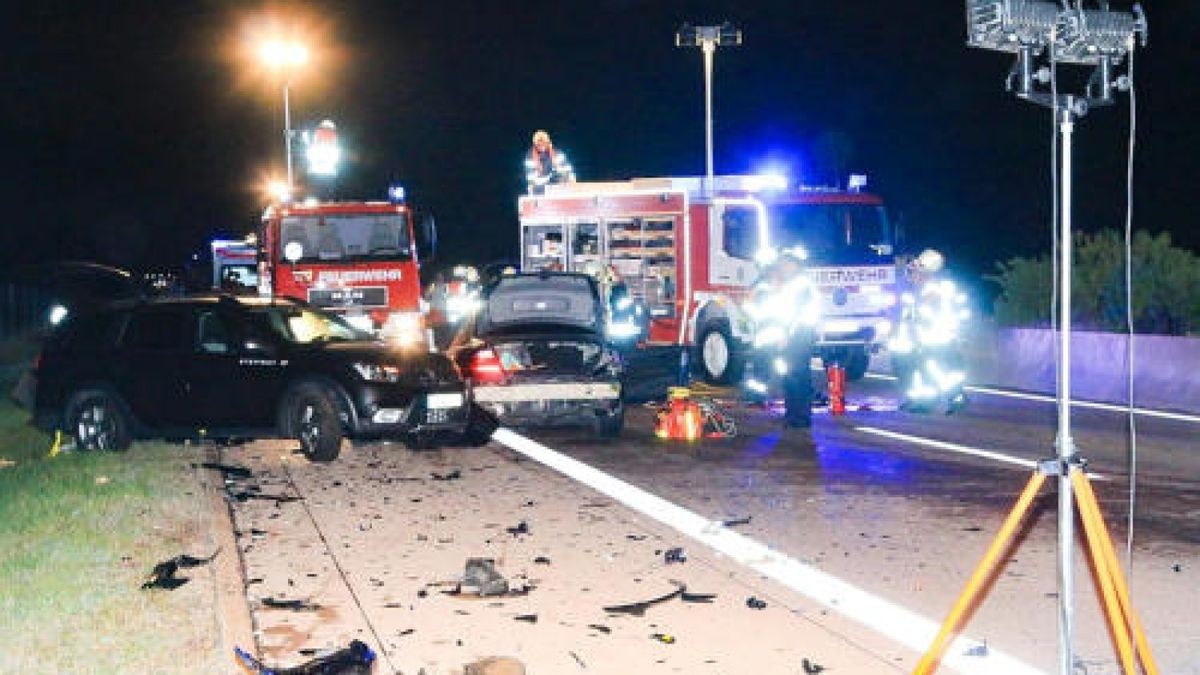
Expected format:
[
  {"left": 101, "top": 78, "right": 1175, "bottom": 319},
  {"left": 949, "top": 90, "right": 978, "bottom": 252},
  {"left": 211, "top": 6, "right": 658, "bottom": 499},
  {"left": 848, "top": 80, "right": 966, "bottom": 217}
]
[
  {"left": 286, "top": 384, "right": 343, "bottom": 462},
  {"left": 595, "top": 401, "right": 624, "bottom": 438},
  {"left": 65, "top": 389, "right": 132, "bottom": 452},
  {"left": 698, "top": 324, "right": 743, "bottom": 385}
]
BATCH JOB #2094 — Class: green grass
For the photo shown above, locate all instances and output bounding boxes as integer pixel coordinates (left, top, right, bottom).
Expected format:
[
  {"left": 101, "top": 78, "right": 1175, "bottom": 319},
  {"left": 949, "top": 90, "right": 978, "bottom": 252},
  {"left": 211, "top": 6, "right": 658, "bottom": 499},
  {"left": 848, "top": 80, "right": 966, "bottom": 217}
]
[{"left": 0, "top": 339, "right": 225, "bottom": 673}]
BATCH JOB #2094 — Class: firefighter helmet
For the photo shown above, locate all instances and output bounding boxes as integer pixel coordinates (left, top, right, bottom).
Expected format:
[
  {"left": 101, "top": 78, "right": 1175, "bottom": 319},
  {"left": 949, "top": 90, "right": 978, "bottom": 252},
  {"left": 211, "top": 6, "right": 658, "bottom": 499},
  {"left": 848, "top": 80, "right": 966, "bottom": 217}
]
[{"left": 915, "top": 248, "right": 945, "bottom": 273}]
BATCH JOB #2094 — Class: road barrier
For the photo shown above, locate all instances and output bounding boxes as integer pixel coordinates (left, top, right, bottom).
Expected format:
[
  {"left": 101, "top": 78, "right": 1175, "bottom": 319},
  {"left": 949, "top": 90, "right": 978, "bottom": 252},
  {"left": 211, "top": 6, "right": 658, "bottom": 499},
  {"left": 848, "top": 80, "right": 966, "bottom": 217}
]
[{"left": 882, "top": 321, "right": 1200, "bottom": 416}]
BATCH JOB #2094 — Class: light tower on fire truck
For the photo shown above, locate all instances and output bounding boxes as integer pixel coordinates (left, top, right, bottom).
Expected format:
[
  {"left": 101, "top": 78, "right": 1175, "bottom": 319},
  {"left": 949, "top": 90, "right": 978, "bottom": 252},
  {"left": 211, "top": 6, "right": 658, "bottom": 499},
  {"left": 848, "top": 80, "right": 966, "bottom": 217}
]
[{"left": 675, "top": 23, "right": 742, "bottom": 195}]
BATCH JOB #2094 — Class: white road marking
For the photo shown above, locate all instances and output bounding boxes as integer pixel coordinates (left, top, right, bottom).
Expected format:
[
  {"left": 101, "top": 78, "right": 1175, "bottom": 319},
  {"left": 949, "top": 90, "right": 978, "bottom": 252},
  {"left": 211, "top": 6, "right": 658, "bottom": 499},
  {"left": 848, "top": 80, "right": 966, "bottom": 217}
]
[
  {"left": 855, "top": 425, "right": 1037, "bottom": 470},
  {"left": 865, "top": 372, "right": 1200, "bottom": 425},
  {"left": 854, "top": 426, "right": 1106, "bottom": 481},
  {"left": 492, "top": 427, "right": 1045, "bottom": 675}
]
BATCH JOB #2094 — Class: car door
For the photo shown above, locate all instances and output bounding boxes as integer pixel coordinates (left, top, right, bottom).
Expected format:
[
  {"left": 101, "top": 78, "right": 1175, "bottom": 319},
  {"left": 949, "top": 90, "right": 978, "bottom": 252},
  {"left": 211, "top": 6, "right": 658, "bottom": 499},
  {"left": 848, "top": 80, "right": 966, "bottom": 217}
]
[
  {"left": 120, "top": 305, "right": 192, "bottom": 428},
  {"left": 181, "top": 306, "right": 251, "bottom": 429},
  {"left": 228, "top": 307, "right": 292, "bottom": 428}
]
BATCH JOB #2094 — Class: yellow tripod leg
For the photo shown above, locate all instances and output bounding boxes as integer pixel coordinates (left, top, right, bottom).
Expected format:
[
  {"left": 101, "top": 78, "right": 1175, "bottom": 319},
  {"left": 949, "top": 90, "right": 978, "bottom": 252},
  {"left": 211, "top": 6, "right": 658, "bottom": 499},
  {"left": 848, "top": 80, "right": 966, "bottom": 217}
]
[
  {"left": 1072, "top": 469, "right": 1138, "bottom": 673},
  {"left": 48, "top": 430, "right": 63, "bottom": 458},
  {"left": 1073, "top": 471, "right": 1160, "bottom": 675},
  {"left": 913, "top": 471, "right": 1046, "bottom": 675}
]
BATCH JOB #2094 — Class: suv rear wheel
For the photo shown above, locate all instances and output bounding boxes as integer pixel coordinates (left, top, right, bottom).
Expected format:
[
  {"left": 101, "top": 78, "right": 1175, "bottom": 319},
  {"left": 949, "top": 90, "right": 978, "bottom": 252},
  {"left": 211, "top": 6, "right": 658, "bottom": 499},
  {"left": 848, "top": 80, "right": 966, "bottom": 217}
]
[
  {"left": 65, "top": 389, "right": 132, "bottom": 451},
  {"left": 285, "top": 384, "right": 343, "bottom": 462}
]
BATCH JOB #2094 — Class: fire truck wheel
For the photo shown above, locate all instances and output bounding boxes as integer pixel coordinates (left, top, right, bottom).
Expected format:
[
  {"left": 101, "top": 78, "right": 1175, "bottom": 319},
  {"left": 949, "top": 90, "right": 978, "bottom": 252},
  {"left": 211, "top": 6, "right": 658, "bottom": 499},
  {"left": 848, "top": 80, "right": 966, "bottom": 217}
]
[
  {"left": 698, "top": 324, "right": 744, "bottom": 385},
  {"left": 285, "top": 383, "right": 344, "bottom": 463},
  {"left": 65, "top": 388, "right": 132, "bottom": 452},
  {"left": 595, "top": 402, "right": 625, "bottom": 438}
]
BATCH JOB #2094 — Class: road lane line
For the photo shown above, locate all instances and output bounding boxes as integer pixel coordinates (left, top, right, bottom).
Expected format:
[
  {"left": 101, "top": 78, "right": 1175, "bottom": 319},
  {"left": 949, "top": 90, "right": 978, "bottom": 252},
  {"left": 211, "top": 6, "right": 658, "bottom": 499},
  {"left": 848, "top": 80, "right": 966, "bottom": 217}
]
[
  {"left": 492, "top": 427, "right": 1044, "bottom": 675},
  {"left": 854, "top": 426, "right": 1106, "bottom": 481},
  {"left": 865, "top": 373, "right": 1200, "bottom": 424}
]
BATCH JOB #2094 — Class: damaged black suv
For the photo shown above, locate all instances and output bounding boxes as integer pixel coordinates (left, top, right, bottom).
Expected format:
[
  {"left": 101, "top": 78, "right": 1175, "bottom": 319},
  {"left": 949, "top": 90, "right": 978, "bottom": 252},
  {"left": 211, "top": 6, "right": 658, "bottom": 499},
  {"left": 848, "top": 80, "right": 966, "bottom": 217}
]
[{"left": 31, "top": 294, "right": 467, "bottom": 461}]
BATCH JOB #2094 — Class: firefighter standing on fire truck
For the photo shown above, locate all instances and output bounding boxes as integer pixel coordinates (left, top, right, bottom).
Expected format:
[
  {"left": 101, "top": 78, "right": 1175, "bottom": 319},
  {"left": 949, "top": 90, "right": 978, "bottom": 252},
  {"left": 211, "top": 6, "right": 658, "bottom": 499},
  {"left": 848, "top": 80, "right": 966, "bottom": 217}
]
[
  {"left": 747, "top": 248, "right": 821, "bottom": 429},
  {"left": 524, "top": 130, "right": 575, "bottom": 194}
]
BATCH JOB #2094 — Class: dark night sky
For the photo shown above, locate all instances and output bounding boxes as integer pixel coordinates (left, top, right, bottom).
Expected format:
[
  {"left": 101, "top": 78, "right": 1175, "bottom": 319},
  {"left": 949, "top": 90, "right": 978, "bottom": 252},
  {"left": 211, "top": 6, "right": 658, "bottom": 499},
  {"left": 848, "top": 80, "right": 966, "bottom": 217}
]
[{"left": 2, "top": 1, "right": 1196, "bottom": 283}]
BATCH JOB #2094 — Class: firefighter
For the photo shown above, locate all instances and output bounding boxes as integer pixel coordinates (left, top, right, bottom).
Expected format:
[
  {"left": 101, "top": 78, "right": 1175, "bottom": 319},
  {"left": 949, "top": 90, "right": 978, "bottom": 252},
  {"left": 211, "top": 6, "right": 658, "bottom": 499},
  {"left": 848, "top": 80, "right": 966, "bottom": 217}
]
[
  {"left": 524, "top": 130, "right": 575, "bottom": 194},
  {"left": 889, "top": 249, "right": 970, "bottom": 412},
  {"left": 425, "top": 265, "right": 482, "bottom": 349},
  {"left": 746, "top": 248, "right": 821, "bottom": 429}
]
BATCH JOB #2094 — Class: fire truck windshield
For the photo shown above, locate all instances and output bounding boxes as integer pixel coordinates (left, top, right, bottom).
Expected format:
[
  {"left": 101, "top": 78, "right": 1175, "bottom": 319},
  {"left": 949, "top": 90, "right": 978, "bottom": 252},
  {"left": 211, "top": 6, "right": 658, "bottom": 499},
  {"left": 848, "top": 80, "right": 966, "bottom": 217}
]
[
  {"left": 280, "top": 214, "right": 411, "bottom": 262},
  {"left": 768, "top": 204, "right": 891, "bottom": 264}
]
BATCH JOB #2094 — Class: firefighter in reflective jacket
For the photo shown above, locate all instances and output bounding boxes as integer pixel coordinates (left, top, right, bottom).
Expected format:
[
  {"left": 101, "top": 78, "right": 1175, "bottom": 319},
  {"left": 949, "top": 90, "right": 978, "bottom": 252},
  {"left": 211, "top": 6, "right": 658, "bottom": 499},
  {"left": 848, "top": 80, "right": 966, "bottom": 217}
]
[
  {"left": 745, "top": 248, "right": 821, "bottom": 428},
  {"left": 525, "top": 130, "right": 575, "bottom": 194},
  {"left": 889, "top": 249, "right": 970, "bottom": 411}
]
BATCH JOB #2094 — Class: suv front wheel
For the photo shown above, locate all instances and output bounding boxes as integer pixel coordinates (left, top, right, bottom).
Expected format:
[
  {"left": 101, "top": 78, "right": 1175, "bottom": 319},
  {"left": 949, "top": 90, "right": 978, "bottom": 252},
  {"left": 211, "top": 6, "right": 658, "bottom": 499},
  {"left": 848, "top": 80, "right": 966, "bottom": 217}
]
[
  {"left": 65, "top": 389, "right": 133, "bottom": 451},
  {"left": 285, "top": 383, "right": 344, "bottom": 462}
]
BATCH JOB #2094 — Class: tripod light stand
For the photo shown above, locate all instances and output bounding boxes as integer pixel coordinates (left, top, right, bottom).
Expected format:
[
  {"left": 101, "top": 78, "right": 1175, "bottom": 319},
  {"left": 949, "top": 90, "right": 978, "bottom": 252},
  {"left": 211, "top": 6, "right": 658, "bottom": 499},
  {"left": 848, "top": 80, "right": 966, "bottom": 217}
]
[{"left": 917, "top": 3, "right": 1149, "bottom": 674}]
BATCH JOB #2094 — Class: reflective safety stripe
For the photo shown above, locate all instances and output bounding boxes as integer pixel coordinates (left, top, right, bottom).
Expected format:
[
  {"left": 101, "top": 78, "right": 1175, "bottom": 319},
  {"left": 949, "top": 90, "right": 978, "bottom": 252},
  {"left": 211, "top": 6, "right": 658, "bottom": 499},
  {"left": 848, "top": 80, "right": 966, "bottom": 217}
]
[{"left": 474, "top": 382, "right": 620, "bottom": 403}]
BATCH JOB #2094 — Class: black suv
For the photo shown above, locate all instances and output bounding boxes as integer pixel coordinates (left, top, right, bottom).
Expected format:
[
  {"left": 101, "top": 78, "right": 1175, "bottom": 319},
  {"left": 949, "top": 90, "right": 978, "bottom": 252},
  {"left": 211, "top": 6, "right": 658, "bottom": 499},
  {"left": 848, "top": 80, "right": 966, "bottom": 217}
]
[{"left": 30, "top": 294, "right": 467, "bottom": 461}]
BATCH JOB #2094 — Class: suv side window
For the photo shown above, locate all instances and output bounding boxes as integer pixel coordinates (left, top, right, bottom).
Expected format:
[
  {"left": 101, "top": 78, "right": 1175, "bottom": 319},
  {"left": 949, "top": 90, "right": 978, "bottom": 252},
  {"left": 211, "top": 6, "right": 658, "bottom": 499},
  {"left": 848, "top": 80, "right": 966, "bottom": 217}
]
[
  {"left": 124, "top": 307, "right": 189, "bottom": 351},
  {"left": 59, "top": 311, "right": 129, "bottom": 351},
  {"left": 196, "top": 310, "right": 234, "bottom": 354}
]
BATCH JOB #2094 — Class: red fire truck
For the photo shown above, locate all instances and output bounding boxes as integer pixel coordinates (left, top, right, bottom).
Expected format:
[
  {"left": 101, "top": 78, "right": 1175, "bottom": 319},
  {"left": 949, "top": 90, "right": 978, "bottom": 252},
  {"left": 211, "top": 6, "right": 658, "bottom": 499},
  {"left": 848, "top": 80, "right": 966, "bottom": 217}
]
[
  {"left": 210, "top": 238, "right": 259, "bottom": 293},
  {"left": 258, "top": 198, "right": 432, "bottom": 346},
  {"left": 517, "top": 175, "right": 900, "bottom": 383}
]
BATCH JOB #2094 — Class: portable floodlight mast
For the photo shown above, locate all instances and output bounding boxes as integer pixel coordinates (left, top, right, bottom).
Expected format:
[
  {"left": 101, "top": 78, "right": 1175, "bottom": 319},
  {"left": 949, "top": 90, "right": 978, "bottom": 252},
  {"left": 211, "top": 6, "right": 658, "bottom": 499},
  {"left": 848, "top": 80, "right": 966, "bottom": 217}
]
[
  {"left": 675, "top": 23, "right": 742, "bottom": 195},
  {"left": 964, "top": 3, "right": 1146, "bottom": 673}
]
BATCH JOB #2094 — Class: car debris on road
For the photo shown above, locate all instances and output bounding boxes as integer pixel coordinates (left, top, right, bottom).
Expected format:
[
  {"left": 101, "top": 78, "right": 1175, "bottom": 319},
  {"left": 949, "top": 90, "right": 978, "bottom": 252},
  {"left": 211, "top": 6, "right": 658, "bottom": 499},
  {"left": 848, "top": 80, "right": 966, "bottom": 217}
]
[
  {"left": 234, "top": 639, "right": 376, "bottom": 675},
  {"left": 140, "top": 549, "right": 220, "bottom": 590}
]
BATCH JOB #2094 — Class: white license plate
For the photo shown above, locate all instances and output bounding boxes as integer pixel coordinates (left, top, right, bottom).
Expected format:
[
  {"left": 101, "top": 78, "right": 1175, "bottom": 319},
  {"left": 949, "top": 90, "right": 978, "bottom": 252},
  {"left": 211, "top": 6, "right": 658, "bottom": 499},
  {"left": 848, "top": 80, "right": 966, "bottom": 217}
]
[
  {"left": 473, "top": 382, "right": 621, "bottom": 403},
  {"left": 427, "top": 392, "right": 464, "bottom": 409}
]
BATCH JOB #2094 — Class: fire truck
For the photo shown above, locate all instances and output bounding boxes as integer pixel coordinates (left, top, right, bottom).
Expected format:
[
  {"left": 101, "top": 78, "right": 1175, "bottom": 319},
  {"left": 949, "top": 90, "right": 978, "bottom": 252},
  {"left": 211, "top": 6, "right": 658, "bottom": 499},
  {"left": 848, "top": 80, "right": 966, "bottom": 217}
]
[
  {"left": 258, "top": 197, "right": 432, "bottom": 346},
  {"left": 516, "top": 175, "right": 899, "bottom": 383},
  {"left": 210, "top": 238, "right": 259, "bottom": 293}
]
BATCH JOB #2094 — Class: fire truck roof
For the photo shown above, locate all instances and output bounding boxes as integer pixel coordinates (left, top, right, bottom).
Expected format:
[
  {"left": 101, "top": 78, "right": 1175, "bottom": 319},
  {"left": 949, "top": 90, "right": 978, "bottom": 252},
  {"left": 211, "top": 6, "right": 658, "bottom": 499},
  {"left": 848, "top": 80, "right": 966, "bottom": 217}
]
[
  {"left": 264, "top": 201, "right": 408, "bottom": 218},
  {"left": 535, "top": 175, "right": 882, "bottom": 205}
]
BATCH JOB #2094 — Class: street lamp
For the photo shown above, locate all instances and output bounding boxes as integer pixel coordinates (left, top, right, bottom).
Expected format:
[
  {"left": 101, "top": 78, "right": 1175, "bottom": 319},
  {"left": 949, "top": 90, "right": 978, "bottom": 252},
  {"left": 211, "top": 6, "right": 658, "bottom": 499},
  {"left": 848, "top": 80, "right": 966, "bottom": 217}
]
[
  {"left": 260, "top": 40, "right": 308, "bottom": 189},
  {"left": 675, "top": 23, "right": 742, "bottom": 195}
]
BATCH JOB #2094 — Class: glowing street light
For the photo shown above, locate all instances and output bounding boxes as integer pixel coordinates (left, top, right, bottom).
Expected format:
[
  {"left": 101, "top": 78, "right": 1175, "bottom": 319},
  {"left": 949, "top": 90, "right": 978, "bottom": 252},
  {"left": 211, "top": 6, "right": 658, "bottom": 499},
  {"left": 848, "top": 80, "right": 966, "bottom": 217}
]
[
  {"left": 267, "top": 179, "right": 292, "bottom": 204},
  {"left": 675, "top": 23, "right": 742, "bottom": 195},
  {"left": 259, "top": 39, "right": 308, "bottom": 189}
]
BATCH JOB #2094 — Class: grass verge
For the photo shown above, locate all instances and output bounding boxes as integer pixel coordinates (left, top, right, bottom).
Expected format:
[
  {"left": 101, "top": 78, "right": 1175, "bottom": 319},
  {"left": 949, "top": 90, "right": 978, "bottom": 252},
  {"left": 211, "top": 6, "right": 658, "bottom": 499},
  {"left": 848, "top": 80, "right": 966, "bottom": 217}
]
[{"left": 0, "top": 339, "right": 225, "bottom": 673}]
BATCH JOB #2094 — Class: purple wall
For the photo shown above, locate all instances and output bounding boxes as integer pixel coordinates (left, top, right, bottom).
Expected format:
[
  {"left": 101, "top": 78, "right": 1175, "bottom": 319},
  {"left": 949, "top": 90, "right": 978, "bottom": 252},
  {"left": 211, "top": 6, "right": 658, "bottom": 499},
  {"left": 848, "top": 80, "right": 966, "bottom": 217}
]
[{"left": 982, "top": 327, "right": 1200, "bottom": 414}]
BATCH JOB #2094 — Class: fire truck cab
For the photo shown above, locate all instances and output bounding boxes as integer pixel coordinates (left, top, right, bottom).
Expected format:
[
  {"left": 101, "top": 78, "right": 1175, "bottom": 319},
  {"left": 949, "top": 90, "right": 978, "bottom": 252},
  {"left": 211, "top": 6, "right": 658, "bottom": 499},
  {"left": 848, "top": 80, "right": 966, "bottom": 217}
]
[
  {"left": 258, "top": 200, "right": 428, "bottom": 346},
  {"left": 517, "top": 175, "right": 898, "bottom": 383}
]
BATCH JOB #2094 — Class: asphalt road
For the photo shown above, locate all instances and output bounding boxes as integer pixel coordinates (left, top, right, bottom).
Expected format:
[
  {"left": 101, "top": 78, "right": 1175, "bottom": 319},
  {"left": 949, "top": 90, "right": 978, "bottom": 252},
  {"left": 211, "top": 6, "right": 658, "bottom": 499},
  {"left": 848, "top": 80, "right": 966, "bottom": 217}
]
[{"left": 220, "top": 351, "right": 1200, "bottom": 674}]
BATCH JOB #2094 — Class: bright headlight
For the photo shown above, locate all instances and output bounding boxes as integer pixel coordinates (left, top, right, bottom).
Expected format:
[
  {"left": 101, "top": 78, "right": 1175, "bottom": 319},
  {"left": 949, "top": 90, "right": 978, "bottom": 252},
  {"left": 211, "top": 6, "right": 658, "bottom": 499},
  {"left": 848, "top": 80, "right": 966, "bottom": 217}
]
[{"left": 48, "top": 304, "right": 69, "bottom": 326}]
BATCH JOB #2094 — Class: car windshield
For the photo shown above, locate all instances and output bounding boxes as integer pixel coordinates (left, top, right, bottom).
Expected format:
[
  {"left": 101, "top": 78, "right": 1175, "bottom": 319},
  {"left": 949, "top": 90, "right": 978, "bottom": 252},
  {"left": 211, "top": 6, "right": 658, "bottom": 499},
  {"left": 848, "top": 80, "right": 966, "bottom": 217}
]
[
  {"left": 478, "top": 275, "right": 600, "bottom": 336},
  {"left": 249, "top": 306, "right": 374, "bottom": 344},
  {"left": 280, "top": 214, "right": 412, "bottom": 262},
  {"left": 769, "top": 203, "right": 891, "bottom": 264}
]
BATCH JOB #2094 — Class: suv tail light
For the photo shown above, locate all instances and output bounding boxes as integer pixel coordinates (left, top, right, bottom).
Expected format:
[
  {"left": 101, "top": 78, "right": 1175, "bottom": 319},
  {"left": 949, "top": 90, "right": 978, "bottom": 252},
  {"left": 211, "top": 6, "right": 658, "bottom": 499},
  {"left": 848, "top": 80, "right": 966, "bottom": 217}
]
[{"left": 470, "top": 349, "right": 506, "bottom": 384}]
